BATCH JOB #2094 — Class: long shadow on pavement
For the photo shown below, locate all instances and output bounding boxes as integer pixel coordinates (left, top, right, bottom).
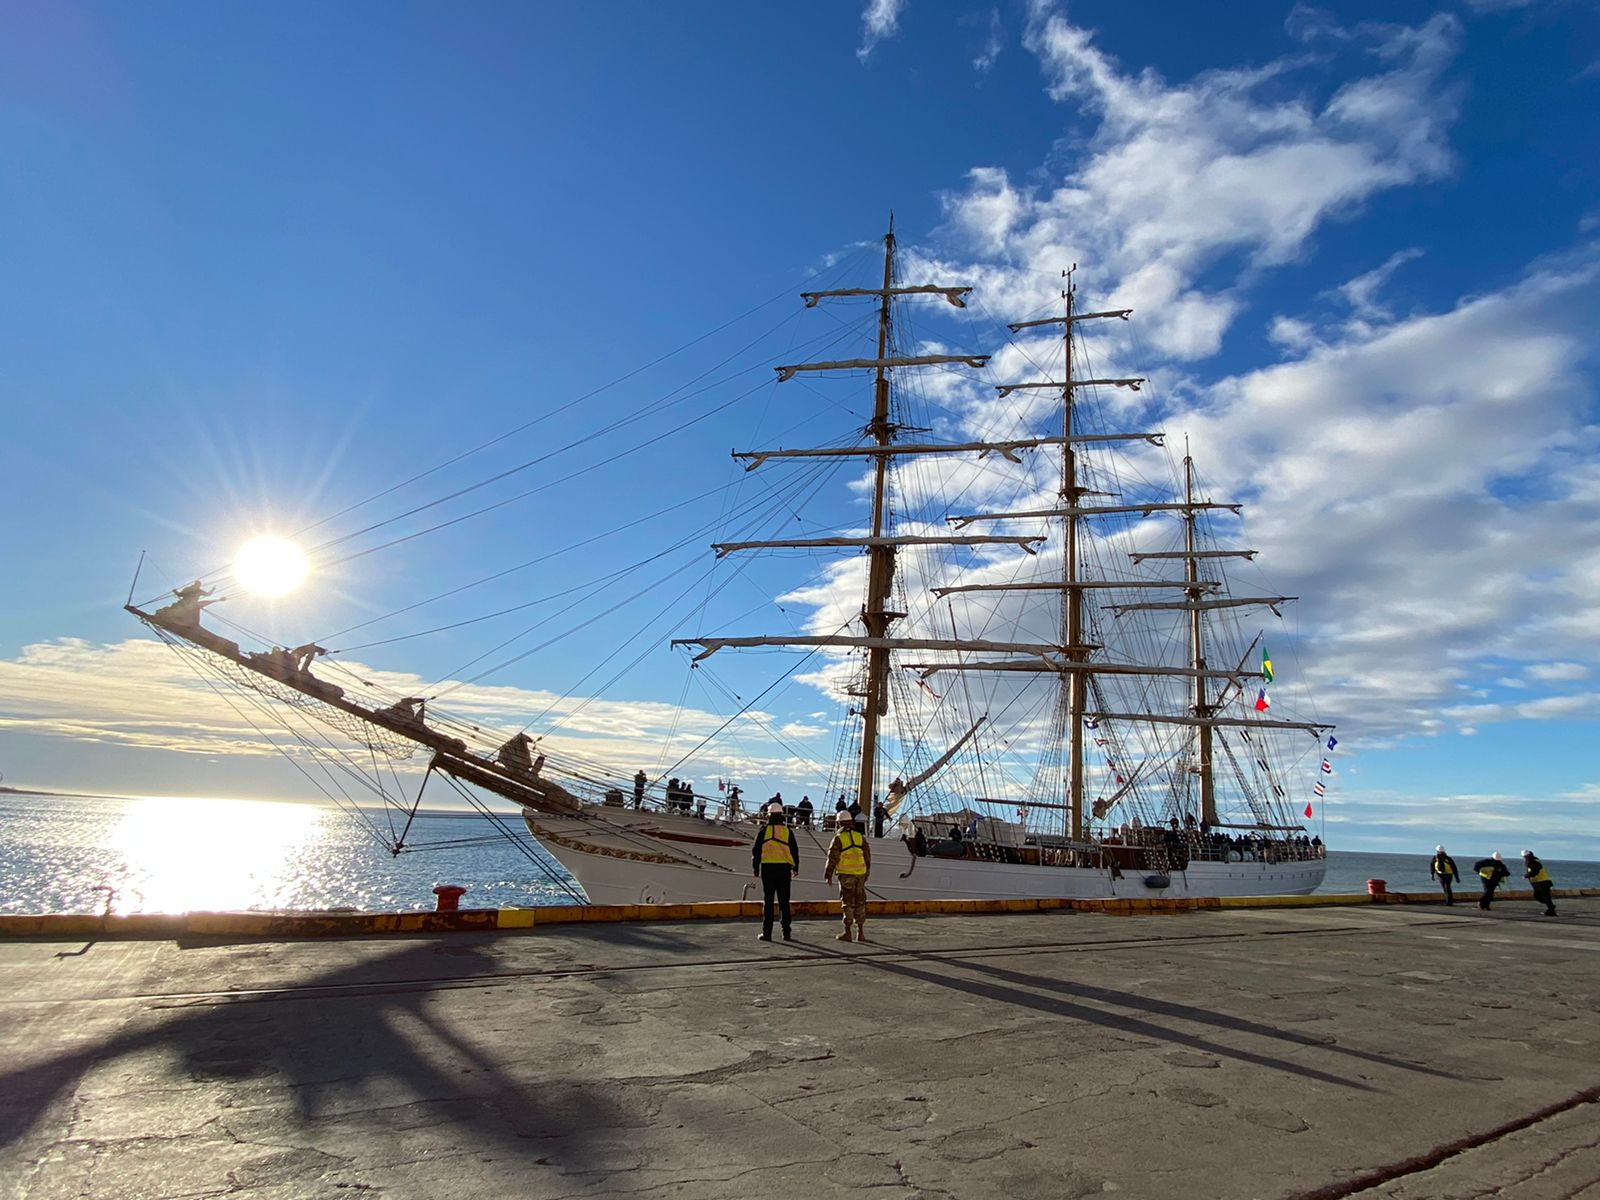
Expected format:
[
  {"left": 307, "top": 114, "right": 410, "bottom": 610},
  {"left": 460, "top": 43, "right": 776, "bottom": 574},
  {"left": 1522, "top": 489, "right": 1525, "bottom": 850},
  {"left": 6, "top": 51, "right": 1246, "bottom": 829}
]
[
  {"left": 0, "top": 938, "right": 620, "bottom": 1164},
  {"left": 846, "top": 941, "right": 1457, "bottom": 1090}
]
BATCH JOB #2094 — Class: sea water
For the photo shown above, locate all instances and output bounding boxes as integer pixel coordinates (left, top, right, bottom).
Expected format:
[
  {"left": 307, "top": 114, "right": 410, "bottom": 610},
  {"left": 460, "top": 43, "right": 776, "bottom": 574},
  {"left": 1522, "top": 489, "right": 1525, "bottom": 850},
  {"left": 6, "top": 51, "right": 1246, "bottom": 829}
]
[
  {"left": 2, "top": 791, "right": 1596, "bottom": 915},
  {"left": 0, "top": 792, "right": 580, "bottom": 915}
]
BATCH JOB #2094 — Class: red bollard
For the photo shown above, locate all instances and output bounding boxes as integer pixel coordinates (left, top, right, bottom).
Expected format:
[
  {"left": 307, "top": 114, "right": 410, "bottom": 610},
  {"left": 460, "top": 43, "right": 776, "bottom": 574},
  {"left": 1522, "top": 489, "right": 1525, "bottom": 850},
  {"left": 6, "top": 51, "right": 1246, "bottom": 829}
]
[
  {"left": 1366, "top": 878, "right": 1387, "bottom": 899},
  {"left": 433, "top": 884, "right": 468, "bottom": 912}
]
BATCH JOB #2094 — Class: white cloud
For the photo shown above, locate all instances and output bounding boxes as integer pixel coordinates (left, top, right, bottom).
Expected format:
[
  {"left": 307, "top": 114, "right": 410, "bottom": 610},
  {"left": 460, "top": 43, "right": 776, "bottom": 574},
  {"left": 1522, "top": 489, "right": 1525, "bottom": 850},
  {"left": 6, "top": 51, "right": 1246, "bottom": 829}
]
[
  {"left": 1333, "top": 247, "right": 1423, "bottom": 322},
  {"left": 0, "top": 637, "right": 831, "bottom": 795},
  {"left": 858, "top": 0, "right": 906, "bottom": 61},
  {"left": 871, "top": 8, "right": 1600, "bottom": 764},
  {"left": 933, "top": 8, "right": 1463, "bottom": 359},
  {"left": 972, "top": 9, "right": 1004, "bottom": 73},
  {"left": 1526, "top": 661, "right": 1590, "bottom": 682},
  {"left": 1175, "top": 256, "right": 1600, "bottom": 744}
]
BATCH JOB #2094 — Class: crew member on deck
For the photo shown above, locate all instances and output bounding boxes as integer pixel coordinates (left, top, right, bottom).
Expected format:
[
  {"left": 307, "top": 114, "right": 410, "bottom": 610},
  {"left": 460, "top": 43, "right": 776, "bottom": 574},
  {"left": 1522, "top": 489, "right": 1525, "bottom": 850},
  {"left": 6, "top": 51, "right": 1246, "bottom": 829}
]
[
  {"left": 795, "top": 796, "right": 814, "bottom": 826},
  {"left": 751, "top": 801, "right": 799, "bottom": 942},
  {"left": 633, "top": 770, "right": 647, "bottom": 809},
  {"left": 158, "top": 580, "right": 222, "bottom": 627},
  {"left": 1429, "top": 845, "right": 1459, "bottom": 906},
  {"left": 825, "top": 809, "right": 872, "bottom": 942},
  {"left": 290, "top": 643, "right": 328, "bottom": 674},
  {"left": 379, "top": 697, "right": 427, "bottom": 725},
  {"left": 497, "top": 733, "right": 534, "bottom": 774}
]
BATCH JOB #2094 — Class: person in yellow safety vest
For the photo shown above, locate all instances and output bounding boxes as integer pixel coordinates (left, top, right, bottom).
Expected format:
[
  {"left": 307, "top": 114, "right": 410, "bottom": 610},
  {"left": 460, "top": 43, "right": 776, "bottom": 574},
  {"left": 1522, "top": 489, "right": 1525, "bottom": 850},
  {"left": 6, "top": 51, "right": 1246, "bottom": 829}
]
[
  {"left": 824, "top": 809, "right": 872, "bottom": 943},
  {"left": 751, "top": 801, "right": 799, "bottom": 942},
  {"left": 1472, "top": 851, "right": 1510, "bottom": 910},
  {"left": 1429, "top": 845, "right": 1459, "bottom": 906},
  {"left": 1521, "top": 850, "right": 1558, "bottom": 917}
]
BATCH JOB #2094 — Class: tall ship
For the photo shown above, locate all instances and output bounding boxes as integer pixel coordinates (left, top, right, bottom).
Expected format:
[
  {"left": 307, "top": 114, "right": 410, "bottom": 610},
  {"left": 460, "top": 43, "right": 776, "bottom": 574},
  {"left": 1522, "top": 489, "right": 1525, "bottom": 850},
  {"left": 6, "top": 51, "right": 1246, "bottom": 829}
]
[{"left": 130, "top": 226, "right": 1332, "bottom": 906}]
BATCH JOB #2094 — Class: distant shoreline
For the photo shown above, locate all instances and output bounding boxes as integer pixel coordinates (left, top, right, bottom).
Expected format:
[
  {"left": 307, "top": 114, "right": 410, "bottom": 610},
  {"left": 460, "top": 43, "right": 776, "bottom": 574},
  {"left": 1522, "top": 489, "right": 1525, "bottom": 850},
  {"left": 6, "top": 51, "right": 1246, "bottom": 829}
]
[
  {"left": 0, "top": 785, "right": 115, "bottom": 801},
  {"left": 0, "top": 787, "right": 503, "bottom": 819}
]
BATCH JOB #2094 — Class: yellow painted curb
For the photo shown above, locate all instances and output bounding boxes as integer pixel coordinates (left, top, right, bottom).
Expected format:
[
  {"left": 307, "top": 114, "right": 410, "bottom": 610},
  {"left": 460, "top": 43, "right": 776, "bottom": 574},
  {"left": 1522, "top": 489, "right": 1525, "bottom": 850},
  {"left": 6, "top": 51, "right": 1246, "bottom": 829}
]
[{"left": 1, "top": 887, "right": 1588, "bottom": 942}]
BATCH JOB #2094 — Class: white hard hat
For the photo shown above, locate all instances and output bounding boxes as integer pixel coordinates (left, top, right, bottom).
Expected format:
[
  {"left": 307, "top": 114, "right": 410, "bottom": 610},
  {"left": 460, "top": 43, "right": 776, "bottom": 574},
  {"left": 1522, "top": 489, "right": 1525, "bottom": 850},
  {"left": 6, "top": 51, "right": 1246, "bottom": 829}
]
[
  {"left": 1521, "top": 849, "right": 1533, "bottom": 857},
  {"left": 767, "top": 801, "right": 785, "bottom": 815},
  {"left": 1435, "top": 845, "right": 1445, "bottom": 853},
  {"left": 1492, "top": 851, "right": 1502, "bottom": 861},
  {"left": 835, "top": 809, "right": 854, "bottom": 823}
]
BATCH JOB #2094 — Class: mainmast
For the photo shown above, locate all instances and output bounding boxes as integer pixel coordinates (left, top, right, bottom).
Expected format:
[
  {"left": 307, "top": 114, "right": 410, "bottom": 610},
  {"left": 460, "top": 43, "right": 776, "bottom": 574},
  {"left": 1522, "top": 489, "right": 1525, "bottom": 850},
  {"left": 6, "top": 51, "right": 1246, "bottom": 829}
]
[
  {"left": 857, "top": 227, "right": 901, "bottom": 816},
  {"left": 1185, "top": 455, "right": 1215, "bottom": 828},
  {"left": 1061, "top": 278, "right": 1087, "bottom": 842}
]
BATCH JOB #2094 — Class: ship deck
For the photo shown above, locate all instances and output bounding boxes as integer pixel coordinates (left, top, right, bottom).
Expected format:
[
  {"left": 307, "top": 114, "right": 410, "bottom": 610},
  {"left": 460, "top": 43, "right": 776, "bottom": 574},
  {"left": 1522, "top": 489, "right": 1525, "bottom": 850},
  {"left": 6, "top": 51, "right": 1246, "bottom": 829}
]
[{"left": 2, "top": 898, "right": 1596, "bottom": 1199}]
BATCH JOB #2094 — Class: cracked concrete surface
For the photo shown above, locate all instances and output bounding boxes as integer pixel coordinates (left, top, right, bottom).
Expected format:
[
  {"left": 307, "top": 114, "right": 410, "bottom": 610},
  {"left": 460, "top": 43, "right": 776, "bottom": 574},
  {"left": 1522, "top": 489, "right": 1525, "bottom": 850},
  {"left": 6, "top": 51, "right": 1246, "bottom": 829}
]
[{"left": 1, "top": 901, "right": 1596, "bottom": 1199}]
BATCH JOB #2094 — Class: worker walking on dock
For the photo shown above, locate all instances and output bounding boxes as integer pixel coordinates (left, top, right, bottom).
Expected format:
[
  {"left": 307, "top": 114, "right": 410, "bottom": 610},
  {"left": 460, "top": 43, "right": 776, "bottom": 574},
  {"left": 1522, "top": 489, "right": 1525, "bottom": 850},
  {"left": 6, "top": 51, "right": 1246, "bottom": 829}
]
[
  {"left": 1522, "top": 850, "right": 1558, "bottom": 916},
  {"left": 751, "top": 801, "right": 799, "bottom": 942},
  {"left": 1429, "top": 845, "right": 1459, "bottom": 906},
  {"left": 825, "top": 809, "right": 872, "bottom": 942},
  {"left": 1473, "top": 852, "right": 1510, "bottom": 911}
]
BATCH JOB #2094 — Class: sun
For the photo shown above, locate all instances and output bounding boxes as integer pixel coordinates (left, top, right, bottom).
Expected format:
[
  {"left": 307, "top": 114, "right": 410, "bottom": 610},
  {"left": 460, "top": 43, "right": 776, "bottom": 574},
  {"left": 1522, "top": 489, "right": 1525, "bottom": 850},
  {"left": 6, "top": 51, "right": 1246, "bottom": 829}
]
[{"left": 234, "top": 536, "right": 310, "bottom": 597}]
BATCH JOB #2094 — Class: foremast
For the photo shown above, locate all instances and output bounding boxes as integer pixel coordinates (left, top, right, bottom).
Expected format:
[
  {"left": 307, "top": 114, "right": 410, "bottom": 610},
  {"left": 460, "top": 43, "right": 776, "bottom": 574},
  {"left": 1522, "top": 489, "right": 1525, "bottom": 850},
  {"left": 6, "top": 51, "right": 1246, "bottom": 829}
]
[{"left": 676, "top": 225, "right": 1001, "bottom": 808}]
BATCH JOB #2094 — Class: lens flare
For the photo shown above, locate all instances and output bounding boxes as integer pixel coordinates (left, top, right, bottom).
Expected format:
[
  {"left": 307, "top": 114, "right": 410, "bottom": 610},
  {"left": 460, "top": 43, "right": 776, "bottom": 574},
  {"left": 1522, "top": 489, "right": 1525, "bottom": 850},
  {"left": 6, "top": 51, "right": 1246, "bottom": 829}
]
[{"left": 235, "top": 536, "right": 309, "bottom": 597}]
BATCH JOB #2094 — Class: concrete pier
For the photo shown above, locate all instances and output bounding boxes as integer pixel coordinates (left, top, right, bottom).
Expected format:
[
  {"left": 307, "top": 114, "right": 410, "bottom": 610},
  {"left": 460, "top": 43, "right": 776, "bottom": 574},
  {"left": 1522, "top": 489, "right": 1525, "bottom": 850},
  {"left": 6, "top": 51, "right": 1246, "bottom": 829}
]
[{"left": 2, "top": 899, "right": 1596, "bottom": 1199}]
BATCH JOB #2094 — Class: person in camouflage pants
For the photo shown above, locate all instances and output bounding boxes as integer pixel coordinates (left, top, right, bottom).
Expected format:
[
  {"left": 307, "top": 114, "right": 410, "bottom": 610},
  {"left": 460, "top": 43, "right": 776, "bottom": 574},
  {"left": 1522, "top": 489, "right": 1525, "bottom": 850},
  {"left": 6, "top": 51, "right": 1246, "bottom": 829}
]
[{"left": 825, "top": 809, "right": 872, "bottom": 942}]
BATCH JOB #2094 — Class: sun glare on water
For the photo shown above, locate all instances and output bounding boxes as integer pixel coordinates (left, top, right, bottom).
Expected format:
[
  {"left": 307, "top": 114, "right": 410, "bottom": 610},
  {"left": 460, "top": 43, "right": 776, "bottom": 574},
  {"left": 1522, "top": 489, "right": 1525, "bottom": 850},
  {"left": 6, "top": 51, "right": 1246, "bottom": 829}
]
[
  {"left": 235, "top": 535, "right": 309, "bottom": 597},
  {"left": 108, "top": 797, "right": 325, "bottom": 912}
]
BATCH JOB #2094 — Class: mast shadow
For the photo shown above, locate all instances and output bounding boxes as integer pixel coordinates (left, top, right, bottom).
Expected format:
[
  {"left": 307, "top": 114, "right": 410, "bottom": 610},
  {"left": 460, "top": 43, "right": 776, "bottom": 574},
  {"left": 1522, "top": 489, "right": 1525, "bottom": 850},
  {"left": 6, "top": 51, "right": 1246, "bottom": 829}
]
[
  {"left": 0, "top": 939, "right": 620, "bottom": 1166},
  {"left": 856, "top": 945, "right": 1445, "bottom": 1090}
]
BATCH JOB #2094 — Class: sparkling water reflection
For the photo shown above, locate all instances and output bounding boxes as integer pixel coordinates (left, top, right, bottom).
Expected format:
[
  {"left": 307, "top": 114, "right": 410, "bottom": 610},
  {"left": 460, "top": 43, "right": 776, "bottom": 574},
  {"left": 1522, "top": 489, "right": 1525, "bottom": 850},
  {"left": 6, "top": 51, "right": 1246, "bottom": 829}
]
[
  {"left": 0, "top": 793, "right": 583, "bottom": 914},
  {"left": 3, "top": 792, "right": 1596, "bottom": 915}
]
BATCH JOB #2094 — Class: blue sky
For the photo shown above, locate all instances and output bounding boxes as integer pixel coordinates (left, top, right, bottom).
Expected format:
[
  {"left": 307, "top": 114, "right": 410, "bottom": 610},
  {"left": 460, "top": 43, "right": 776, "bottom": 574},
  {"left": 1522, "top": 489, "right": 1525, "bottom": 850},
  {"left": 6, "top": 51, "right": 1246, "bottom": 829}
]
[{"left": 1, "top": 1, "right": 1597, "bottom": 857}]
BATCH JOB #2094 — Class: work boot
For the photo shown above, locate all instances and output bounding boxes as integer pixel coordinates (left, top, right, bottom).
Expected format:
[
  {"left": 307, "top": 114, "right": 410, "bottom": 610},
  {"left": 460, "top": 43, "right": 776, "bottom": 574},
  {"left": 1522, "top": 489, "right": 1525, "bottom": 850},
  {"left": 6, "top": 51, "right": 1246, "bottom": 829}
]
[
  {"left": 757, "top": 932, "right": 772, "bottom": 941},
  {"left": 855, "top": 926, "right": 867, "bottom": 943},
  {"left": 836, "top": 925, "right": 853, "bottom": 941}
]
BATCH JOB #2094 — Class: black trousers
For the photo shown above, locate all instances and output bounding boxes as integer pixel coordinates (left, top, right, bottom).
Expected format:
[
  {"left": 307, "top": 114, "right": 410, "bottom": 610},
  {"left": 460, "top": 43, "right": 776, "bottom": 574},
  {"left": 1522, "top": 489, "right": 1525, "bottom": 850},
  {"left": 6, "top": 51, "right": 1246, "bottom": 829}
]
[
  {"left": 1532, "top": 880, "right": 1556, "bottom": 914},
  {"left": 760, "top": 865, "right": 793, "bottom": 936},
  {"left": 1437, "top": 876, "right": 1454, "bottom": 904},
  {"left": 1479, "top": 879, "right": 1500, "bottom": 909}
]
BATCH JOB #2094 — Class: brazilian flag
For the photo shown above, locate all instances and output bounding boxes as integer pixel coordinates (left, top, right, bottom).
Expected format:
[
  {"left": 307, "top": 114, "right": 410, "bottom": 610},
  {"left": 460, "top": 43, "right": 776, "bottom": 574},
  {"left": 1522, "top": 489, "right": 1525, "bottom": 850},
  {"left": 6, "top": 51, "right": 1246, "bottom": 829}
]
[{"left": 1262, "top": 649, "right": 1274, "bottom": 684}]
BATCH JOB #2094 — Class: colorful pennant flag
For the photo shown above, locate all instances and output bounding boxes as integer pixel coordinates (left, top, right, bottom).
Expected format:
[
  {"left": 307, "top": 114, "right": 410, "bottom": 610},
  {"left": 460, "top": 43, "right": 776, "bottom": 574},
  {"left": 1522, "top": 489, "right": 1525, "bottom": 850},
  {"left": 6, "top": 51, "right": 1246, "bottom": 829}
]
[
  {"left": 1262, "top": 649, "right": 1274, "bottom": 684},
  {"left": 1327, "top": 736, "right": 1338, "bottom": 750},
  {"left": 1304, "top": 802, "right": 1314, "bottom": 818},
  {"left": 1313, "top": 781, "right": 1326, "bottom": 797},
  {"left": 1254, "top": 688, "right": 1271, "bottom": 712},
  {"left": 1321, "top": 758, "right": 1332, "bottom": 774}
]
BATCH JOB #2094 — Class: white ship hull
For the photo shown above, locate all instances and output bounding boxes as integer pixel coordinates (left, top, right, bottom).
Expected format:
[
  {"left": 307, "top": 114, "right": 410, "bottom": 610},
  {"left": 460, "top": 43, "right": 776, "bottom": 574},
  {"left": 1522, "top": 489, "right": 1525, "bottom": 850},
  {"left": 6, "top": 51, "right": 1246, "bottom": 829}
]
[{"left": 524, "top": 806, "right": 1325, "bottom": 906}]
